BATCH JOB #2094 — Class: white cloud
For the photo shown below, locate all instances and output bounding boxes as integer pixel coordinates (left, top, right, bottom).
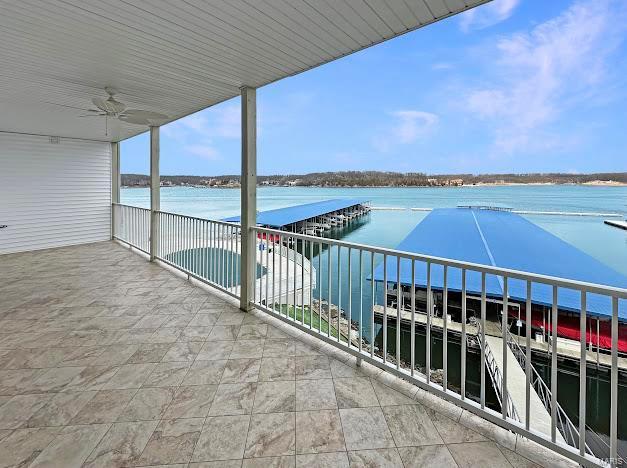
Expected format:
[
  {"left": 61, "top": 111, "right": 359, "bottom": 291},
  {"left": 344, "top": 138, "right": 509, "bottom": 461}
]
[
  {"left": 460, "top": 0, "right": 519, "bottom": 32},
  {"left": 185, "top": 144, "right": 220, "bottom": 161},
  {"left": 462, "top": 0, "right": 627, "bottom": 154},
  {"left": 213, "top": 104, "right": 240, "bottom": 138},
  {"left": 160, "top": 103, "right": 242, "bottom": 161},
  {"left": 373, "top": 110, "right": 438, "bottom": 152}
]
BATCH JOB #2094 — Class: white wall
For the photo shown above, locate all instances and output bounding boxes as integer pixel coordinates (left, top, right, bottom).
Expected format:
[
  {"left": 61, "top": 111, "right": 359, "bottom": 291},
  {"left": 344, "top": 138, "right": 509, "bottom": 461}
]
[{"left": 0, "top": 132, "right": 111, "bottom": 254}]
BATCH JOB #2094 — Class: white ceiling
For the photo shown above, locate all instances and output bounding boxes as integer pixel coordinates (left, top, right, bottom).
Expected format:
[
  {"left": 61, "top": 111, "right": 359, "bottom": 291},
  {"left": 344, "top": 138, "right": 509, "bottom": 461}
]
[{"left": 0, "top": 0, "right": 488, "bottom": 142}]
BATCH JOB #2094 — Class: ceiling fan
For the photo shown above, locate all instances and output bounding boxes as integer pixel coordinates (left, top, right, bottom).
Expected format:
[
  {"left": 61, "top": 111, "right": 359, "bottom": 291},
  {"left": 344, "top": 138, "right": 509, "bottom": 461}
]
[{"left": 53, "top": 87, "right": 169, "bottom": 136}]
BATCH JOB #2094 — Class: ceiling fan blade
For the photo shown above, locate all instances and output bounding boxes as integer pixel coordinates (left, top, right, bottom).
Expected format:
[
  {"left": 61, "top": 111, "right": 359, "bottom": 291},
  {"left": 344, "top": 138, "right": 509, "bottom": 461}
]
[
  {"left": 119, "top": 110, "right": 169, "bottom": 126},
  {"left": 118, "top": 114, "right": 151, "bottom": 125},
  {"left": 92, "top": 97, "right": 126, "bottom": 114},
  {"left": 91, "top": 97, "right": 108, "bottom": 111},
  {"left": 78, "top": 114, "right": 105, "bottom": 117}
]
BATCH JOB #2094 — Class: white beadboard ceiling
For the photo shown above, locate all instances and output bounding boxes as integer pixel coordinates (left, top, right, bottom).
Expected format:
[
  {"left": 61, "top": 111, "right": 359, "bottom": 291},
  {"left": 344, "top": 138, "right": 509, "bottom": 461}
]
[{"left": 0, "top": 0, "right": 488, "bottom": 142}]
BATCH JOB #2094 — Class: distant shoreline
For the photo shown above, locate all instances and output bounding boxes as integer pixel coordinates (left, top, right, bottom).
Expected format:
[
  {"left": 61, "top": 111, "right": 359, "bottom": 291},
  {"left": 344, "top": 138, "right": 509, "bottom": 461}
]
[
  {"left": 121, "top": 171, "right": 627, "bottom": 189},
  {"left": 122, "top": 181, "right": 627, "bottom": 189}
]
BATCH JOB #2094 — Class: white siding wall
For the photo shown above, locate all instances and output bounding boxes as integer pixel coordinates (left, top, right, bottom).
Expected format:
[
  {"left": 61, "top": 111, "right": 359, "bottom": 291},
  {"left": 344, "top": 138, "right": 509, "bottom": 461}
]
[{"left": 0, "top": 132, "right": 111, "bottom": 254}]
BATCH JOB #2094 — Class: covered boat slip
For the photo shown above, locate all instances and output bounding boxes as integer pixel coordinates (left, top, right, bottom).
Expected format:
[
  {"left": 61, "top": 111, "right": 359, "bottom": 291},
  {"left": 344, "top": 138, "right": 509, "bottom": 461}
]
[
  {"left": 224, "top": 198, "right": 370, "bottom": 232},
  {"left": 371, "top": 207, "right": 627, "bottom": 350}
]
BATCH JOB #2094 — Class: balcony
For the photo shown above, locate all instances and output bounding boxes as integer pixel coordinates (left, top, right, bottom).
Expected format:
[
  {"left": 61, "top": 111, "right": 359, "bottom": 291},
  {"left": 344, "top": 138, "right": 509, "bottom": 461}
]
[
  {"left": 1, "top": 1, "right": 626, "bottom": 467},
  {"left": 0, "top": 240, "right": 579, "bottom": 467}
]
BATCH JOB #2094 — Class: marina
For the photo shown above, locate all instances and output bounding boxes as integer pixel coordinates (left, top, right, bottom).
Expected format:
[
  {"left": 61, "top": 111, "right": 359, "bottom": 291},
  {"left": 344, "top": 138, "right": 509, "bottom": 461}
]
[
  {"left": 367, "top": 205, "right": 627, "bottom": 459},
  {"left": 223, "top": 198, "right": 370, "bottom": 235}
]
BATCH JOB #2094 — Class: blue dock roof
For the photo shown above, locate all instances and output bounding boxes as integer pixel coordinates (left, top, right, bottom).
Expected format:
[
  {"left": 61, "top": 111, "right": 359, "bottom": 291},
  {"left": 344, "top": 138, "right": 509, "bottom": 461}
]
[
  {"left": 223, "top": 198, "right": 367, "bottom": 228},
  {"left": 371, "top": 208, "right": 627, "bottom": 320}
]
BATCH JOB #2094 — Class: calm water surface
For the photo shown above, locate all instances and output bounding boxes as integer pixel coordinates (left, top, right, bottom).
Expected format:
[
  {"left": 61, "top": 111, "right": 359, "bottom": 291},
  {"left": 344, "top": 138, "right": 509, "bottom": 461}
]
[{"left": 122, "top": 185, "right": 627, "bottom": 275}]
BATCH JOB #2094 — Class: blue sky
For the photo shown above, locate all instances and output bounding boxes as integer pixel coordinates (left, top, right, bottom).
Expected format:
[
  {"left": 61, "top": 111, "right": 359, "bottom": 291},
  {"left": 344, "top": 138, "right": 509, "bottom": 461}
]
[{"left": 121, "top": 0, "right": 627, "bottom": 176}]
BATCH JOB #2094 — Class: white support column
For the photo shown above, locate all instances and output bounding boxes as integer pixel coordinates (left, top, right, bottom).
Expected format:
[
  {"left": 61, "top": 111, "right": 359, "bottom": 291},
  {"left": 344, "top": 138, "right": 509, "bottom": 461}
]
[
  {"left": 111, "top": 141, "right": 120, "bottom": 239},
  {"left": 240, "top": 86, "right": 257, "bottom": 312},
  {"left": 150, "top": 126, "right": 160, "bottom": 261}
]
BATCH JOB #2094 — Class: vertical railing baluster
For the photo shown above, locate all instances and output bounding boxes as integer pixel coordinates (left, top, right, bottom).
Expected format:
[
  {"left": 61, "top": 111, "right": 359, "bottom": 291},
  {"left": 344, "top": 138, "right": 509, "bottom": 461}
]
[
  {"left": 182, "top": 216, "right": 186, "bottom": 269},
  {"left": 370, "top": 252, "right": 375, "bottom": 359},
  {"left": 383, "top": 253, "right": 388, "bottom": 364},
  {"left": 213, "top": 222, "right": 217, "bottom": 283},
  {"left": 327, "top": 244, "right": 332, "bottom": 338},
  {"left": 253, "top": 228, "right": 257, "bottom": 305},
  {"left": 232, "top": 225, "right": 236, "bottom": 289},
  {"left": 272, "top": 233, "right": 277, "bottom": 312},
  {"left": 347, "top": 248, "right": 352, "bottom": 345},
  {"left": 461, "top": 269, "right": 466, "bottom": 399},
  {"left": 131, "top": 206, "right": 135, "bottom": 247},
  {"left": 337, "top": 246, "right": 342, "bottom": 343},
  {"left": 265, "top": 234, "right": 269, "bottom": 307},
  {"left": 318, "top": 241, "right": 322, "bottom": 332},
  {"left": 278, "top": 234, "right": 283, "bottom": 315},
  {"left": 222, "top": 222, "right": 226, "bottom": 286},
  {"left": 443, "top": 265, "right": 448, "bottom": 391},
  {"left": 359, "top": 250, "right": 363, "bottom": 353},
  {"left": 195, "top": 218, "right": 199, "bottom": 274},
  {"left": 396, "top": 256, "right": 401, "bottom": 370},
  {"left": 410, "top": 260, "right": 416, "bottom": 377},
  {"left": 480, "top": 272, "right": 486, "bottom": 409},
  {"left": 526, "top": 281, "right": 532, "bottom": 431},
  {"left": 301, "top": 241, "right": 305, "bottom": 326},
  {"left": 502, "top": 276, "right": 509, "bottom": 419},
  {"left": 610, "top": 296, "right": 618, "bottom": 464},
  {"left": 551, "top": 285, "right": 558, "bottom": 440},
  {"left": 579, "top": 290, "right": 587, "bottom": 457},
  {"left": 309, "top": 240, "right": 313, "bottom": 330},
  {"left": 293, "top": 237, "right": 297, "bottom": 321},
  {"left": 201, "top": 220, "right": 205, "bottom": 279},
  {"left": 426, "top": 261, "right": 431, "bottom": 383}
]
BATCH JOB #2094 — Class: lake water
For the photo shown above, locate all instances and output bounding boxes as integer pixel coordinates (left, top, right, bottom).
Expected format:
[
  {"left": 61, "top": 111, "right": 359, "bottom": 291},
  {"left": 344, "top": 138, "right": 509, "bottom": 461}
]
[
  {"left": 122, "top": 185, "right": 627, "bottom": 276},
  {"left": 122, "top": 184, "right": 627, "bottom": 455}
]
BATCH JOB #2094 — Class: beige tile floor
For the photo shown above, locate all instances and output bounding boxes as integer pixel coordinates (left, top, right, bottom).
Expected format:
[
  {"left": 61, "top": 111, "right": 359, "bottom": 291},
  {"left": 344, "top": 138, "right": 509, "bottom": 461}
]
[{"left": 0, "top": 241, "right": 578, "bottom": 467}]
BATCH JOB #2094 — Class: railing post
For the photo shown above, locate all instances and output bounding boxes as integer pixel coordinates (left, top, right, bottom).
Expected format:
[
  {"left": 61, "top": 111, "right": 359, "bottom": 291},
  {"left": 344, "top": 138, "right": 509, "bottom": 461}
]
[
  {"left": 150, "top": 126, "right": 160, "bottom": 261},
  {"left": 240, "top": 86, "right": 257, "bottom": 312},
  {"left": 111, "top": 141, "right": 120, "bottom": 239}
]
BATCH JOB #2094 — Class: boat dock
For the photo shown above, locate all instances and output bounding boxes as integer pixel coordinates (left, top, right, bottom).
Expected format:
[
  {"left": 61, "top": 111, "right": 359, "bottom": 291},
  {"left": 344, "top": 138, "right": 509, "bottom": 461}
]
[{"left": 224, "top": 198, "right": 370, "bottom": 235}]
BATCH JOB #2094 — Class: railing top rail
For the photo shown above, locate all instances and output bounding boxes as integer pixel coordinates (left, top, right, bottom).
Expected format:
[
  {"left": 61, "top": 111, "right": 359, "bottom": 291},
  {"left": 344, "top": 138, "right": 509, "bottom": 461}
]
[
  {"left": 156, "top": 208, "right": 241, "bottom": 228},
  {"left": 113, "top": 204, "right": 627, "bottom": 298},
  {"left": 253, "top": 225, "right": 627, "bottom": 298},
  {"left": 112, "top": 202, "right": 151, "bottom": 212}
]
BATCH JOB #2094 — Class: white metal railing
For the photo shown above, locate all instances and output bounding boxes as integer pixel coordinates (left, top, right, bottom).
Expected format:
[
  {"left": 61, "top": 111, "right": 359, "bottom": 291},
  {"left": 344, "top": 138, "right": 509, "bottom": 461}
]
[
  {"left": 250, "top": 225, "right": 627, "bottom": 468},
  {"left": 112, "top": 204, "right": 627, "bottom": 467},
  {"left": 112, "top": 203, "right": 150, "bottom": 253},
  {"left": 155, "top": 210, "right": 242, "bottom": 297}
]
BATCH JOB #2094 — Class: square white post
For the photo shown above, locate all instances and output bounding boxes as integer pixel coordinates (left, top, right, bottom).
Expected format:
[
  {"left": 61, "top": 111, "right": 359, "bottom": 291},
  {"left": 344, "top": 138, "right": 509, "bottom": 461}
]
[
  {"left": 150, "top": 126, "right": 160, "bottom": 261},
  {"left": 111, "top": 141, "right": 120, "bottom": 239},
  {"left": 240, "top": 86, "right": 257, "bottom": 311}
]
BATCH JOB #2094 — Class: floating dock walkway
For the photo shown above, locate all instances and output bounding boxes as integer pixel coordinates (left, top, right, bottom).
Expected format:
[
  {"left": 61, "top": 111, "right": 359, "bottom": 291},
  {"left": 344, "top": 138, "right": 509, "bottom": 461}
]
[{"left": 483, "top": 335, "right": 561, "bottom": 442}]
